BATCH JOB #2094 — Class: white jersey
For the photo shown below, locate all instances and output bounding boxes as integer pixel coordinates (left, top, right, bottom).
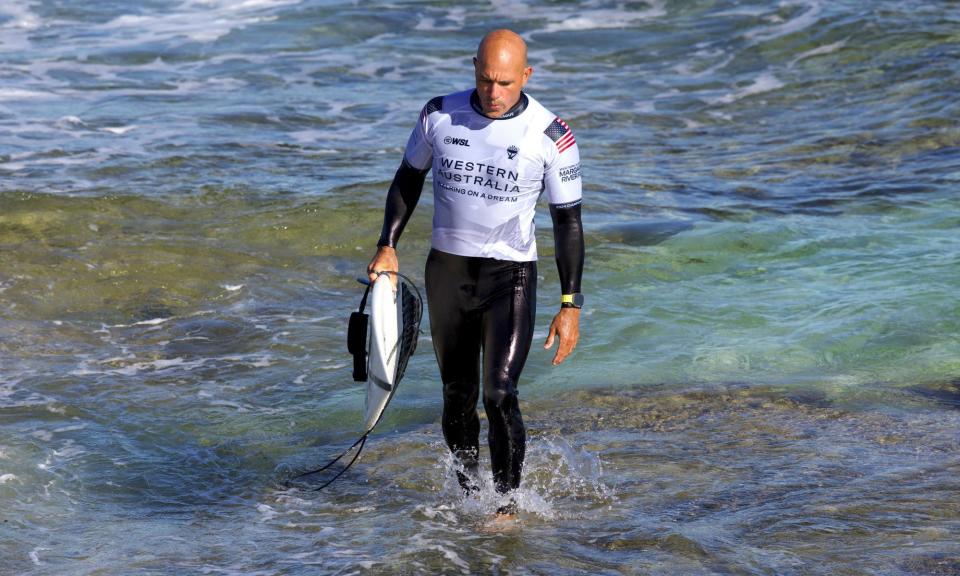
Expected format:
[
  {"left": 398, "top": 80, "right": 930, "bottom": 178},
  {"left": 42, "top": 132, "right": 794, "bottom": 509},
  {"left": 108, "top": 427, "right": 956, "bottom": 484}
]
[{"left": 403, "top": 89, "right": 582, "bottom": 262}]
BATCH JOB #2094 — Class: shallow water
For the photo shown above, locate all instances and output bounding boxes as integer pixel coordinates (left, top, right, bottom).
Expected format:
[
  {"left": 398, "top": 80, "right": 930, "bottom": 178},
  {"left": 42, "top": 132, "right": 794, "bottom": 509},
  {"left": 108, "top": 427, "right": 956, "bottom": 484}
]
[{"left": 2, "top": 0, "right": 960, "bottom": 574}]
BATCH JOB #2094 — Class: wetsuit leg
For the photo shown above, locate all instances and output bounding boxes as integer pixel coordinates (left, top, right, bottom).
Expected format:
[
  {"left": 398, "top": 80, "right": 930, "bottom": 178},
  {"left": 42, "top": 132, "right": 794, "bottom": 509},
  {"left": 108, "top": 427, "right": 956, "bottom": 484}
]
[
  {"left": 479, "top": 259, "right": 536, "bottom": 494},
  {"left": 425, "top": 250, "right": 482, "bottom": 480},
  {"left": 426, "top": 249, "right": 537, "bottom": 495}
]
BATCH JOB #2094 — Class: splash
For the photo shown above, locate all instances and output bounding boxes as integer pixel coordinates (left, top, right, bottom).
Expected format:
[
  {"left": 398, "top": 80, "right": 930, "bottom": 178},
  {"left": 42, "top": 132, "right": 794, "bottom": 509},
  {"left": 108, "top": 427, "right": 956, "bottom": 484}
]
[{"left": 436, "top": 436, "right": 613, "bottom": 521}]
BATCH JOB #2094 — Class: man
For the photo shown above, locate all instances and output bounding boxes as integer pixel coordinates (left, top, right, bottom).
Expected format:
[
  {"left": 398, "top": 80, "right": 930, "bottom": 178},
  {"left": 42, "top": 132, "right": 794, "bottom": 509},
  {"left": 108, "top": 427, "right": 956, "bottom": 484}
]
[{"left": 367, "top": 29, "right": 584, "bottom": 517}]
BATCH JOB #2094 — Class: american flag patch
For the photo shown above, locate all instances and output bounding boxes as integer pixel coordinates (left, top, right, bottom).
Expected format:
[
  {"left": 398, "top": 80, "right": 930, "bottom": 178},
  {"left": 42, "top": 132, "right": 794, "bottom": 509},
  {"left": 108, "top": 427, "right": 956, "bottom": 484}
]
[{"left": 544, "top": 117, "right": 576, "bottom": 153}]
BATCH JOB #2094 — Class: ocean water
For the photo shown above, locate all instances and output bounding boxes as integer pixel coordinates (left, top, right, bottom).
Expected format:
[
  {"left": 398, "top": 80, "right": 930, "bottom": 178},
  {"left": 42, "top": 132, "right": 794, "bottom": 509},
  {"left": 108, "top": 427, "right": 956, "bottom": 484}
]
[{"left": 2, "top": 0, "right": 959, "bottom": 574}]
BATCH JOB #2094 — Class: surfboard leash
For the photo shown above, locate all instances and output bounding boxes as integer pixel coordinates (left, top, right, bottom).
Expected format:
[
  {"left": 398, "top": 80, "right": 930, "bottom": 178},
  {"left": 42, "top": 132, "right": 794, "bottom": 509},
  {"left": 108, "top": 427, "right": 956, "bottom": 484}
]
[{"left": 287, "top": 433, "right": 369, "bottom": 491}]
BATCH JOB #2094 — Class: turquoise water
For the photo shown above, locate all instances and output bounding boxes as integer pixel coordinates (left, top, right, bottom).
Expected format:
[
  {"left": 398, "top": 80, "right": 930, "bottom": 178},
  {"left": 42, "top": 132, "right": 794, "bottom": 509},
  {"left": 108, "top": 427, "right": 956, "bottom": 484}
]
[{"left": 2, "top": 1, "right": 959, "bottom": 574}]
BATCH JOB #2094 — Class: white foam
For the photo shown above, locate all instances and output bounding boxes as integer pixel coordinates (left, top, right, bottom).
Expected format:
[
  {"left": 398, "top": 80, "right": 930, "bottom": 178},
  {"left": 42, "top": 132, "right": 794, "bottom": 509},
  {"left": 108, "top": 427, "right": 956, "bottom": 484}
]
[
  {"left": 0, "top": 88, "right": 57, "bottom": 101},
  {"left": 118, "top": 358, "right": 191, "bottom": 374},
  {"left": 528, "top": 48, "right": 557, "bottom": 69},
  {"left": 745, "top": 0, "right": 823, "bottom": 43},
  {"left": 709, "top": 73, "right": 785, "bottom": 105},
  {"left": 0, "top": 145, "right": 112, "bottom": 177},
  {"left": 414, "top": 7, "right": 466, "bottom": 32},
  {"left": 634, "top": 101, "right": 656, "bottom": 114},
  {"left": 489, "top": 0, "right": 530, "bottom": 16},
  {"left": 541, "top": 5, "right": 667, "bottom": 33},
  {"left": 416, "top": 503, "right": 459, "bottom": 522},
  {"left": 56, "top": 115, "right": 86, "bottom": 128},
  {"left": 53, "top": 442, "right": 86, "bottom": 460},
  {"left": 101, "top": 125, "right": 136, "bottom": 135},
  {"left": 672, "top": 51, "right": 735, "bottom": 79},
  {"left": 0, "top": 0, "right": 41, "bottom": 30},
  {"left": 71, "top": 356, "right": 209, "bottom": 376},
  {"left": 0, "top": 473, "right": 17, "bottom": 484},
  {"left": 791, "top": 39, "right": 847, "bottom": 66},
  {"left": 32, "top": 430, "right": 53, "bottom": 441},
  {"left": 408, "top": 534, "right": 470, "bottom": 573},
  {"left": 29, "top": 547, "right": 47, "bottom": 566},
  {"left": 712, "top": 6, "right": 773, "bottom": 18},
  {"left": 97, "top": 0, "right": 300, "bottom": 46},
  {"left": 257, "top": 504, "right": 280, "bottom": 522},
  {"left": 223, "top": 284, "right": 244, "bottom": 291},
  {"left": 288, "top": 130, "right": 333, "bottom": 145},
  {"left": 683, "top": 118, "right": 704, "bottom": 129},
  {"left": 130, "top": 317, "right": 171, "bottom": 327}
]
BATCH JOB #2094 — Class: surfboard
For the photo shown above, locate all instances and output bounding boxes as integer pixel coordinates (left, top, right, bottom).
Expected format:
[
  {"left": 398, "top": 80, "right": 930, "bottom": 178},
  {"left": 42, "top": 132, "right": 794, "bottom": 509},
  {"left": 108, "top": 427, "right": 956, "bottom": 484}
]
[
  {"left": 362, "top": 273, "right": 422, "bottom": 433},
  {"left": 364, "top": 274, "right": 399, "bottom": 431},
  {"left": 289, "top": 272, "right": 421, "bottom": 491}
]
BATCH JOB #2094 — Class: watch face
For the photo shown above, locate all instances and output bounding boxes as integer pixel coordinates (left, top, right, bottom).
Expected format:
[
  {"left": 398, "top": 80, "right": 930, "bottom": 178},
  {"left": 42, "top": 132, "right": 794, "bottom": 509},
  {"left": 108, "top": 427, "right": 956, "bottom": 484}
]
[{"left": 573, "top": 293, "right": 585, "bottom": 308}]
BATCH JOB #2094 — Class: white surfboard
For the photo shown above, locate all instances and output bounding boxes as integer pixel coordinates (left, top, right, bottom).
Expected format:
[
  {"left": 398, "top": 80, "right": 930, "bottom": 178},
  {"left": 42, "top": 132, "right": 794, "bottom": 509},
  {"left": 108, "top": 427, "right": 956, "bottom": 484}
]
[{"left": 364, "top": 274, "right": 402, "bottom": 432}]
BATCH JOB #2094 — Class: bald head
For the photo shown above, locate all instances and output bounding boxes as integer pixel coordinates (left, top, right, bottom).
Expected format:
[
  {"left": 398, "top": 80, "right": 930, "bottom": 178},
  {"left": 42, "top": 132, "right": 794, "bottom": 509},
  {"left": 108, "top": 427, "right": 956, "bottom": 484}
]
[
  {"left": 473, "top": 29, "right": 532, "bottom": 118},
  {"left": 476, "top": 29, "right": 528, "bottom": 69}
]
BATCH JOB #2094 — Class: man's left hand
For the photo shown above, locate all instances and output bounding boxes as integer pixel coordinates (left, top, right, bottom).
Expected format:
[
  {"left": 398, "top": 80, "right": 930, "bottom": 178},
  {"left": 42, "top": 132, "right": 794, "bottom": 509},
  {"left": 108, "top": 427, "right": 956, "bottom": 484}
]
[{"left": 544, "top": 307, "right": 580, "bottom": 366}]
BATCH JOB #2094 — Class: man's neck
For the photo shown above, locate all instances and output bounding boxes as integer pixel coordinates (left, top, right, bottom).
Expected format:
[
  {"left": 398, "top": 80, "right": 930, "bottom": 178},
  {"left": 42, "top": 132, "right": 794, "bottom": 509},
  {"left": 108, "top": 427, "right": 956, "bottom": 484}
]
[{"left": 470, "top": 91, "right": 529, "bottom": 120}]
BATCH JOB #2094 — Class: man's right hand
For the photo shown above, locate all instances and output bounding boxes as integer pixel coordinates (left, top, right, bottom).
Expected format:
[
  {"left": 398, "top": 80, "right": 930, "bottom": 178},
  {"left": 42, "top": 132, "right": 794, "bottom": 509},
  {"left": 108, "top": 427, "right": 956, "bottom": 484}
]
[{"left": 367, "top": 245, "right": 399, "bottom": 285}]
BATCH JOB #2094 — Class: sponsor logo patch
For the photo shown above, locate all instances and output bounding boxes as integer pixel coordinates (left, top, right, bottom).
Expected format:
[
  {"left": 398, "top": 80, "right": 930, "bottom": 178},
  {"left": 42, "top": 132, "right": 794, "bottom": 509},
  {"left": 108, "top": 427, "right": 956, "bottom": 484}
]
[
  {"left": 559, "top": 163, "right": 581, "bottom": 182},
  {"left": 443, "top": 136, "right": 470, "bottom": 147},
  {"left": 507, "top": 145, "right": 519, "bottom": 159}
]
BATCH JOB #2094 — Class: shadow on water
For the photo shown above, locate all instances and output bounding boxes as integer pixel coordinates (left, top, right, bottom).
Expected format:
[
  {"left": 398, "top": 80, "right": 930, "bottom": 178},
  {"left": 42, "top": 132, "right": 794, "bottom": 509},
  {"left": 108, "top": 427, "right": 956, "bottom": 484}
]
[
  {"left": 592, "top": 219, "right": 694, "bottom": 247},
  {"left": 907, "top": 379, "right": 960, "bottom": 411}
]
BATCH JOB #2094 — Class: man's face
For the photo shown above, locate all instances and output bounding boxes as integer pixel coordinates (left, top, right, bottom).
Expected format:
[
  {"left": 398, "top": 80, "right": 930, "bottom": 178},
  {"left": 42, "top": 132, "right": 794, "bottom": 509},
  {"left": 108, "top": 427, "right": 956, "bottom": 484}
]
[{"left": 473, "top": 54, "right": 531, "bottom": 118}]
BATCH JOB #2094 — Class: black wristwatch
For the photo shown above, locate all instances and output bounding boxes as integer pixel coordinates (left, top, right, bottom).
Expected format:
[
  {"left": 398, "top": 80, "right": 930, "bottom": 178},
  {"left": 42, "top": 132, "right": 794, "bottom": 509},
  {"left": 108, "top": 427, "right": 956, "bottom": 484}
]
[{"left": 561, "top": 293, "right": 584, "bottom": 309}]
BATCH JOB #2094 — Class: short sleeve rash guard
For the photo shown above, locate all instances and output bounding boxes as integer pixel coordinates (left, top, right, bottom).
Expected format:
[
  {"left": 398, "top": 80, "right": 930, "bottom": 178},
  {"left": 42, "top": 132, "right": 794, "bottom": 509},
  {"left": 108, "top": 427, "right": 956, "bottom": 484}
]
[{"left": 402, "top": 89, "right": 582, "bottom": 262}]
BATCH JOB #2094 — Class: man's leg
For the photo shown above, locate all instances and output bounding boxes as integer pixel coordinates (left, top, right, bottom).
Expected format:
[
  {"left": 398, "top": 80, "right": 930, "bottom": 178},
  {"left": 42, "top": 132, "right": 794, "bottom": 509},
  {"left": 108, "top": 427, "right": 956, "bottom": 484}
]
[
  {"left": 481, "top": 260, "right": 537, "bottom": 495},
  {"left": 425, "top": 250, "right": 482, "bottom": 491}
]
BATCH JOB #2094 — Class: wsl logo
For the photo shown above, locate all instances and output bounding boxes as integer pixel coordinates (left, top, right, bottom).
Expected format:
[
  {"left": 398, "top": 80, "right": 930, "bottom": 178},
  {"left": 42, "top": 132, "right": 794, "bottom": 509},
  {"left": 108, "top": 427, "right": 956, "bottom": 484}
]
[
  {"left": 444, "top": 136, "right": 470, "bottom": 147},
  {"left": 507, "top": 145, "right": 519, "bottom": 159}
]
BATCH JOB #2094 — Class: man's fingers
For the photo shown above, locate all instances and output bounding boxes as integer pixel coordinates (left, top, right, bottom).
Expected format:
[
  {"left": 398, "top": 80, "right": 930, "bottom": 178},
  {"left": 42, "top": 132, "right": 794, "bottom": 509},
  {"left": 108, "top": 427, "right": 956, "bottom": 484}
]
[
  {"left": 544, "top": 322, "right": 557, "bottom": 349},
  {"left": 548, "top": 310, "right": 580, "bottom": 365},
  {"left": 367, "top": 269, "right": 400, "bottom": 289},
  {"left": 548, "top": 323, "right": 571, "bottom": 364},
  {"left": 552, "top": 337, "right": 573, "bottom": 365},
  {"left": 367, "top": 247, "right": 400, "bottom": 286},
  {"left": 552, "top": 347, "right": 564, "bottom": 365}
]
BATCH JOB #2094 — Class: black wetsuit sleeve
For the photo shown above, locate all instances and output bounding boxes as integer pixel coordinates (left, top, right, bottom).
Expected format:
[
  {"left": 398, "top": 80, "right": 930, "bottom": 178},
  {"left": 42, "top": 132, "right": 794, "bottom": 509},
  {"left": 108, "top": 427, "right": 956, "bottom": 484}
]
[
  {"left": 377, "top": 159, "right": 429, "bottom": 248},
  {"left": 549, "top": 201, "right": 584, "bottom": 295}
]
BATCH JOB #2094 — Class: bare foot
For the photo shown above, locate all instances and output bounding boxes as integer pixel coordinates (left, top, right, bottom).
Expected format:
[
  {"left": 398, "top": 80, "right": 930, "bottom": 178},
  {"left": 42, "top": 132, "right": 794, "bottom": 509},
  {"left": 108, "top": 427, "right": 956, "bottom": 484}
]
[
  {"left": 495, "top": 500, "right": 518, "bottom": 517},
  {"left": 478, "top": 499, "right": 520, "bottom": 532}
]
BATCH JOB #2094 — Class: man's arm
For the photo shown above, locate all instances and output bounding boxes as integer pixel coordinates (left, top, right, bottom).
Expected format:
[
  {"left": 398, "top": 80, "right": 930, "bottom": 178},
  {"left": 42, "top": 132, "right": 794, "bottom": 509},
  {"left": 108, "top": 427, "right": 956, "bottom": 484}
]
[
  {"left": 367, "top": 159, "right": 428, "bottom": 282},
  {"left": 544, "top": 201, "right": 584, "bottom": 365}
]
